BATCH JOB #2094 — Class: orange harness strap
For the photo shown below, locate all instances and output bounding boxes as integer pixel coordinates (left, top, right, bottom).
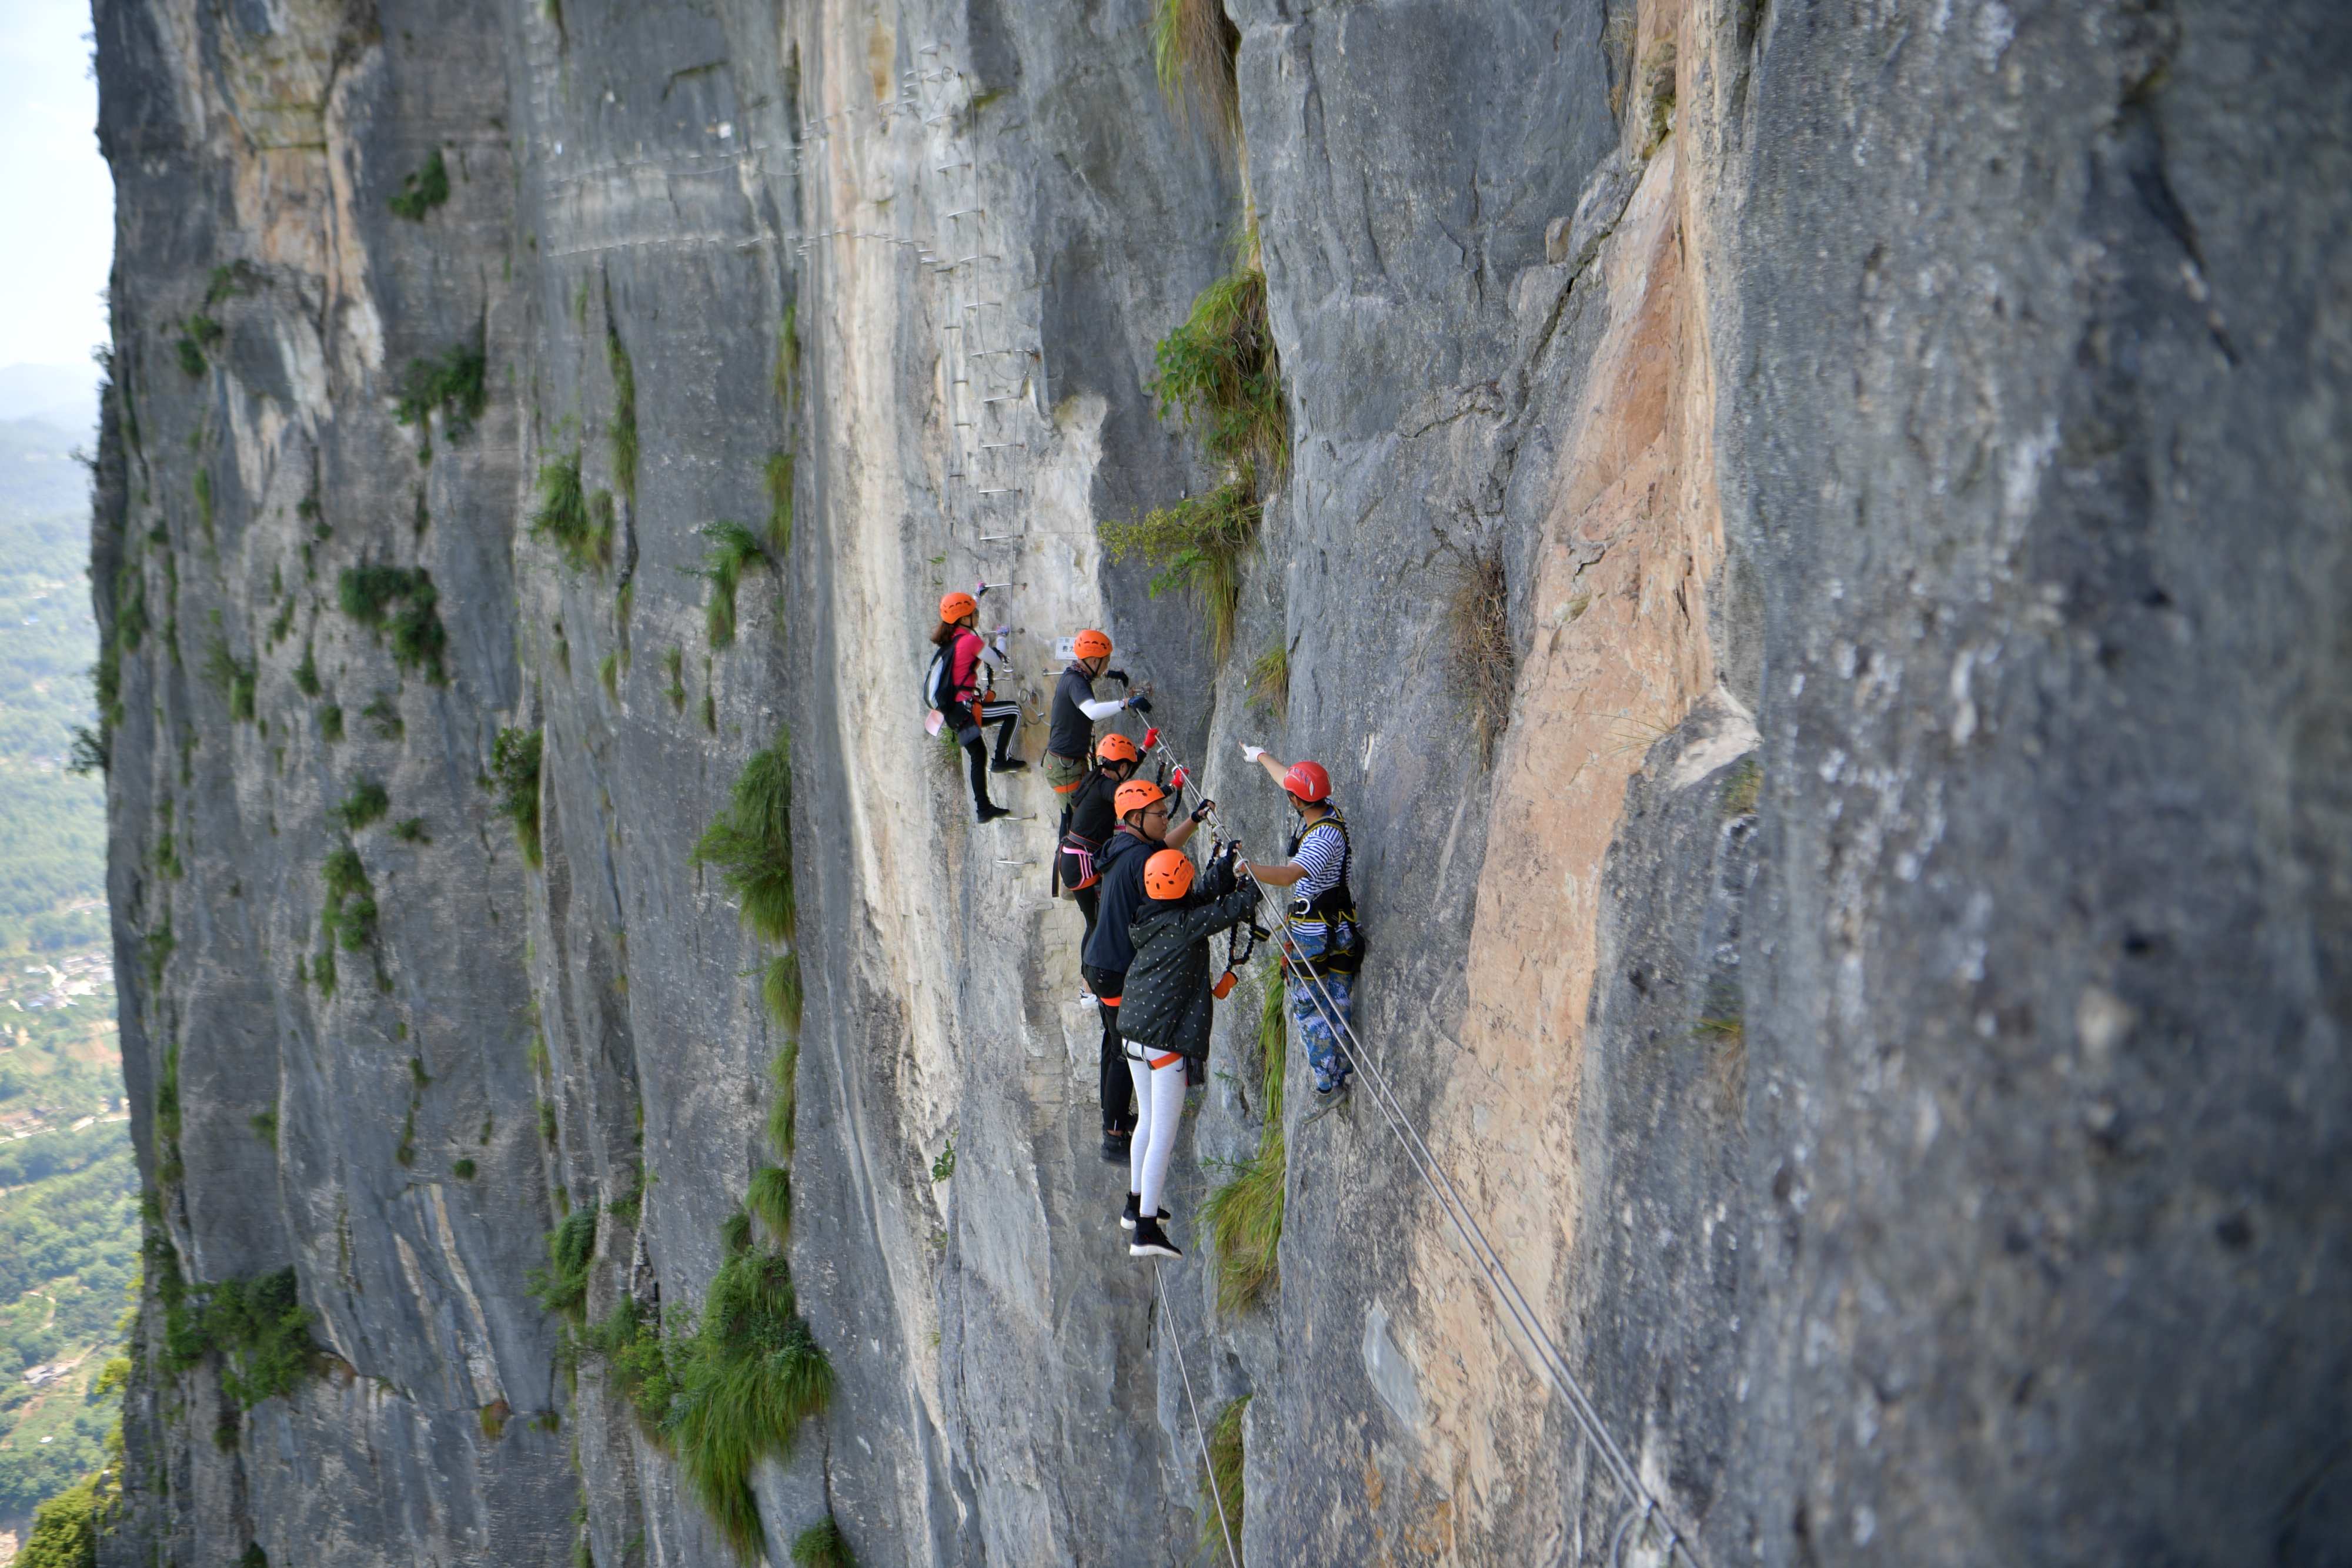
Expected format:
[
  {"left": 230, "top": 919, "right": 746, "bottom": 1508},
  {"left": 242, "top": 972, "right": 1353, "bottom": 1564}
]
[{"left": 1147, "top": 1051, "right": 1181, "bottom": 1070}]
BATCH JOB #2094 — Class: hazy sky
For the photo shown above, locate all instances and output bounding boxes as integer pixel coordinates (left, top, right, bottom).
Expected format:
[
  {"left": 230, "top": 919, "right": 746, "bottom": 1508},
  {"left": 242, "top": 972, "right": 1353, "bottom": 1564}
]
[{"left": 0, "top": 0, "right": 112, "bottom": 373}]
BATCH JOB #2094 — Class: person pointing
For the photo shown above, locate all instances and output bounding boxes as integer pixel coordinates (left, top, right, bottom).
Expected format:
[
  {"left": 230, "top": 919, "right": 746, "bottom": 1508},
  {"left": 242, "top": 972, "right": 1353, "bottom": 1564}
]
[{"left": 1238, "top": 745, "right": 1362, "bottom": 1108}]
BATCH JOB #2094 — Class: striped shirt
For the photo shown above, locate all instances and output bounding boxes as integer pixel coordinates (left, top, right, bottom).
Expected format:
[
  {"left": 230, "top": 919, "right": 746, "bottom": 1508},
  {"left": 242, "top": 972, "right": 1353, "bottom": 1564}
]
[{"left": 1292, "top": 819, "right": 1347, "bottom": 902}]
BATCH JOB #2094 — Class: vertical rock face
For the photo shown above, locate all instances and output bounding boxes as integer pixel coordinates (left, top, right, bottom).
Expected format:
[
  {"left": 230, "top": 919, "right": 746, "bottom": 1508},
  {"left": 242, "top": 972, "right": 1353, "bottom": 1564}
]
[{"left": 88, "top": 2, "right": 2348, "bottom": 1567}]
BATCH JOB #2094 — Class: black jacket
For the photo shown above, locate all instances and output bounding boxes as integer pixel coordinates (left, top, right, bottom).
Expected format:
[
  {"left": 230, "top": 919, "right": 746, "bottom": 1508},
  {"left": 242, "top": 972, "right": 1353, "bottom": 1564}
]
[
  {"left": 1117, "top": 864, "right": 1257, "bottom": 1061},
  {"left": 1080, "top": 828, "right": 1158, "bottom": 977}
]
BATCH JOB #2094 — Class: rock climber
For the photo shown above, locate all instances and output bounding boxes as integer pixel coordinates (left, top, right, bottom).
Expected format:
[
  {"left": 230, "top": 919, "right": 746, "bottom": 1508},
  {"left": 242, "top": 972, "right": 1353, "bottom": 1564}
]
[
  {"left": 927, "top": 590, "right": 1025, "bottom": 824},
  {"left": 1079, "top": 776, "right": 1211, "bottom": 1163},
  {"left": 1238, "top": 747, "right": 1362, "bottom": 1109},
  {"left": 1115, "top": 842, "right": 1258, "bottom": 1259},
  {"left": 1043, "top": 628, "right": 1150, "bottom": 797},
  {"left": 1055, "top": 732, "right": 1144, "bottom": 1149}
]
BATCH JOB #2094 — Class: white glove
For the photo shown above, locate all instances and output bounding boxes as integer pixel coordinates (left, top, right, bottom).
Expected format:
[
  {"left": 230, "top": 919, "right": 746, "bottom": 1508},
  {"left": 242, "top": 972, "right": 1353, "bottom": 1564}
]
[{"left": 1241, "top": 744, "right": 1265, "bottom": 762}]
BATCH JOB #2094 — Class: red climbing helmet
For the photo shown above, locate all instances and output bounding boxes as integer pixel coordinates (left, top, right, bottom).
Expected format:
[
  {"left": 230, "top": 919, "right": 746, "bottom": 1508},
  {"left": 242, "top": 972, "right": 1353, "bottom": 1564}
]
[
  {"left": 1282, "top": 760, "right": 1331, "bottom": 803},
  {"left": 1095, "top": 733, "right": 1140, "bottom": 764},
  {"left": 1144, "top": 849, "right": 1196, "bottom": 901}
]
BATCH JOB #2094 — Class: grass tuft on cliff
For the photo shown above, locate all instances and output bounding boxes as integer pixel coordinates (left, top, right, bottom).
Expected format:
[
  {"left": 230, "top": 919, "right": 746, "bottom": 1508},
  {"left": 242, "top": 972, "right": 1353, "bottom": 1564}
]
[
  {"left": 1443, "top": 543, "right": 1516, "bottom": 765},
  {"left": 530, "top": 452, "right": 613, "bottom": 571},
  {"left": 1202, "top": 977, "right": 1288, "bottom": 1313},
  {"left": 747, "top": 1165, "right": 791, "bottom": 1250},
  {"left": 322, "top": 847, "right": 376, "bottom": 952},
  {"left": 489, "top": 727, "right": 543, "bottom": 868},
  {"left": 607, "top": 317, "right": 638, "bottom": 507},
  {"left": 790, "top": 1518, "right": 857, "bottom": 1568},
  {"left": 767, "top": 1038, "right": 799, "bottom": 1159},
  {"left": 1198, "top": 1394, "right": 1248, "bottom": 1564},
  {"left": 696, "top": 521, "right": 766, "bottom": 650},
  {"left": 336, "top": 780, "right": 390, "bottom": 833},
  {"left": 153, "top": 1252, "right": 320, "bottom": 1409},
  {"left": 201, "top": 636, "right": 257, "bottom": 722},
  {"left": 666, "top": 1251, "right": 833, "bottom": 1560},
  {"left": 1098, "top": 480, "right": 1259, "bottom": 665},
  {"left": 764, "top": 451, "right": 795, "bottom": 557},
  {"left": 1150, "top": 0, "right": 1241, "bottom": 146},
  {"left": 1247, "top": 641, "right": 1288, "bottom": 720},
  {"left": 694, "top": 740, "right": 794, "bottom": 942}
]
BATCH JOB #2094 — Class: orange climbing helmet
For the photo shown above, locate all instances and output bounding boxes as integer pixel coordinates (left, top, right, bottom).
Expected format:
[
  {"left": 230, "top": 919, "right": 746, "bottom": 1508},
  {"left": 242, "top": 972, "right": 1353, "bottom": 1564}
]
[
  {"left": 938, "top": 591, "right": 978, "bottom": 623},
  {"left": 1073, "top": 628, "right": 1112, "bottom": 659},
  {"left": 1283, "top": 760, "right": 1331, "bottom": 803},
  {"left": 1114, "top": 779, "right": 1167, "bottom": 818},
  {"left": 1144, "top": 849, "right": 1196, "bottom": 901},
  {"left": 1095, "top": 733, "right": 1140, "bottom": 765}
]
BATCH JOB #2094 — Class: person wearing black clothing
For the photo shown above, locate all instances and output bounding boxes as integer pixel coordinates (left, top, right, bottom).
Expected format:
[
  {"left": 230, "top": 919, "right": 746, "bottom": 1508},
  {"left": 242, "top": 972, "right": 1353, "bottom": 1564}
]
[
  {"left": 1044, "top": 627, "right": 1148, "bottom": 795},
  {"left": 1056, "top": 733, "right": 1144, "bottom": 1148},
  {"left": 1117, "top": 844, "right": 1258, "bottom": 1259},
  {"left": 1077, "top": 776, "right": 1209, "bottom": 1163}
]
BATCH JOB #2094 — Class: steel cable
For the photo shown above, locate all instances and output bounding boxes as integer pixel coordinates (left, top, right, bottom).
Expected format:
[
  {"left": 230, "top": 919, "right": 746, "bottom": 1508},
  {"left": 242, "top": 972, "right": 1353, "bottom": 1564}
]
[
  {"left": 1139, "top": 729, "right": 1700, "bottom": 1567},
  {"left": 1154, "top": 1259, "right": 1244, "bottom": 1568}
]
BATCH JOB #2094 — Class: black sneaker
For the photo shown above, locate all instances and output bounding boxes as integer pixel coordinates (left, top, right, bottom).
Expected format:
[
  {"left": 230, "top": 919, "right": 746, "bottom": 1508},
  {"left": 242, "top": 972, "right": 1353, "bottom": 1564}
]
[
  {"left": 1118, "top": 1193, "right": 1170, "bottom": 1232},
  {"left": 1128, "top": 1215, "right": 1182, "bottom": 1259},
  {"left": 990, "top": 757, "right": 1028, "bottom": 774},
  {"left": 975, "top": 803, "right": 1013, "bottom": 824},
  {"left": 1100, "top": 1129, "right": 1130, "bottom": 1165}
]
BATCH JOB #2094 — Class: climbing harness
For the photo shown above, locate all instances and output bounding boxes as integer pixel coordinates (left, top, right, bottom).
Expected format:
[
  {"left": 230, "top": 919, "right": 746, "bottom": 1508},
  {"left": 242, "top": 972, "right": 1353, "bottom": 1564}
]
[
  {"left": 1154, "top": 1259, "right": 1242, "bottom": 1568},
  {"left": 1136, "top": 726, "right": 1705, "bottom": 1568}
]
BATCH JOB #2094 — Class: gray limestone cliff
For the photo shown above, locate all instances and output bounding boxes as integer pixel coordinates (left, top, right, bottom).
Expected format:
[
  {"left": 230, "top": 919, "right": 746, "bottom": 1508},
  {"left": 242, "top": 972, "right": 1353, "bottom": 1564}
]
[{"left": 85, "top": 0, "right": 2350, "bottom": 1564}]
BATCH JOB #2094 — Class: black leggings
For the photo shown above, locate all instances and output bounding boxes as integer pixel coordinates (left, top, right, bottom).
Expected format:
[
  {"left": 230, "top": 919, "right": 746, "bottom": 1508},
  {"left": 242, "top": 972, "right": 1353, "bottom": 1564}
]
[
  {"left": 1083, "top": 961, "right": 1135, "bottom": 1136},
  {"left": 951, "top": 698, "right": 1020, "bottom": 812}
]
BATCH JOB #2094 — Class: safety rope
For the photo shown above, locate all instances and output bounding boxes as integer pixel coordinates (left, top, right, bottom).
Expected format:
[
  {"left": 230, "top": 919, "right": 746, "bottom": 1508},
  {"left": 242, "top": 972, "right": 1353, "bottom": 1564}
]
[
  {"left": 1140, "top": 728, "right": 1701, "bottom": 1568},
  {"left": 1154, "top": 1259, "right": 1243, "bottom": 1568}
]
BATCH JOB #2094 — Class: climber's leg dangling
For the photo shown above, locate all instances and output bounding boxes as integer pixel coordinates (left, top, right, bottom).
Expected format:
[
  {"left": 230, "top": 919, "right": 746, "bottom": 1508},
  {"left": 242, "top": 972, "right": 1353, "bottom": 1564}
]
[{"left": 1126, "top": 1049, "right": 1185, "bottom": 1259}]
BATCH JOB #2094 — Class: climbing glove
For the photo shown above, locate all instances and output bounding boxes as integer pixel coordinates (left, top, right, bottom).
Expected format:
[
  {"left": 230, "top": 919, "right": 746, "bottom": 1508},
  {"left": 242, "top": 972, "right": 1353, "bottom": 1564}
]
[
  {"left": 1241, "top": 743, "right": 1265, "bottom": 762},
  {"left": 1106, "top": 668, "right": 1131, "bottom": 685},
  {"left": 1128, "top": 695, "right": 1154, "bottom": 715}
]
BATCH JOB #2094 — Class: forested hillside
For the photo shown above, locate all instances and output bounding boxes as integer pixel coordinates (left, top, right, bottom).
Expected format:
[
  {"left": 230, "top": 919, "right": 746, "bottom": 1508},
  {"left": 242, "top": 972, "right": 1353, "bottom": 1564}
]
[{"left": 0, "top": 412, "right": 129, "bottom": 1560}]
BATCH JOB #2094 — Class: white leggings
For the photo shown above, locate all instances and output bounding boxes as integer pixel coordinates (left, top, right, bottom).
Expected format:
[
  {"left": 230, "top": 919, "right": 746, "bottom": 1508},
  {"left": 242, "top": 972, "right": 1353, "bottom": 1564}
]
[{"left": 1126, "top": 1051, "right": 1187, "bottom": 1215}]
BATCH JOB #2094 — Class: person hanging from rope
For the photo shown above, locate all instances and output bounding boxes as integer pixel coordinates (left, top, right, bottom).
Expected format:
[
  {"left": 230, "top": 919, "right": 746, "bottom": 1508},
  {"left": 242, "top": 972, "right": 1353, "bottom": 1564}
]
[
  {"left": 1054, "top": 733, "right": 1144, "bottom": 1150},
  {"left": 1043, "top": 628, "right": 1150, "bottom": 797},
  {"left": 924, "top": 589, "right": 1025, "bottom": 824},
  {"left": 1238, "top": 748, "right": 1362, "bottom": 1108},
  {"left": 1079, "top": 776, "right": 1211, "bottom": 1163},
  {"left": 1115, "top": 842, "right": 1258, "bottom": 1259}
]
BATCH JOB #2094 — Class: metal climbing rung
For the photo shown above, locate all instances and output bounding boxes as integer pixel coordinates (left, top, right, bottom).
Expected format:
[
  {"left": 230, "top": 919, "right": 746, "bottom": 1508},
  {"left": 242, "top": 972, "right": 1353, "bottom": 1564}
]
[
  {"left": 945, "top": 207, "right": 983, "bottom": 219},
  {"left": 982, "top": 394, "right": 1021, "bottom": 404},
  {"left": 978, "top": 442, "right": 1025, "bottom": 450},
  {"left": 937, "top": 161, "right": 974, "bottom": 172},
  {"left": 978, "top": 533, "right": 1023, "bottom": 541},
  {"left": 970, "top": 348, "right": 1027, "bottom": 358},
  {"left": 977, "top": 487, "right": 1021, "bottom": 496}
]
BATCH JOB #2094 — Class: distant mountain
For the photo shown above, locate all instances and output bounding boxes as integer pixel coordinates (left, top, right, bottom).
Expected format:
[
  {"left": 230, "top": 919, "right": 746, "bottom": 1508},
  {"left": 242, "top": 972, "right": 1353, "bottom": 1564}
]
[{"left": 0, "top": 365, "right": 99, "bottom": 437}]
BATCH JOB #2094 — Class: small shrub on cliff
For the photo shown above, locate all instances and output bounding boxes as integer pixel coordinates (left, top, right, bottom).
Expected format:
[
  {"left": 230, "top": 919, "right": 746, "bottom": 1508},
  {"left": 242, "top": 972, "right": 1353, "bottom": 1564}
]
[
  {"left": 747, "top": 1165, "right": 791, "bottom": 1249},
  {"left": 336, "top": 780, "right": 390, "bottom": 833},
  {"left": 337, "top": 564, "right": 448, "bottom": 683},
  {"left": 767, "top": 1038, "right": 799, "bottom": 1159},
  {"left": 694, "top": 740, "right": 794, "bottom": 942},
  {"left": 159, "top": 1265, "right": 319, "bottom": 1407},
  {"left": 387, "top": 149, "right": 450, "bottom": 220},
  {"left": 579, "top": 1298, "right": 679, "bottom": 1434},
  {"left": 1201, "top": 978, "right": 1288, "bottom": 1313},
  {"left": 529, "top": 1206, "right": 597, "bottom": 1322},
  {"left": 1247, "top": 641, "right": 1288, "bottom": 720},
  {"left": 392, "top": 342, "right": 489, "bottom": 447},
  {"left": 1150, "top": 265, "right": 1285, "bottom": 478},
  {"left": 489, "top": 727, "right": 544, "bottom": 867},
  {"left": 322, "top": 847, "right": 376, "bottom": 951},
  {"left": 1098, "top": 479, "right": 1259, "bottom": 664}
]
